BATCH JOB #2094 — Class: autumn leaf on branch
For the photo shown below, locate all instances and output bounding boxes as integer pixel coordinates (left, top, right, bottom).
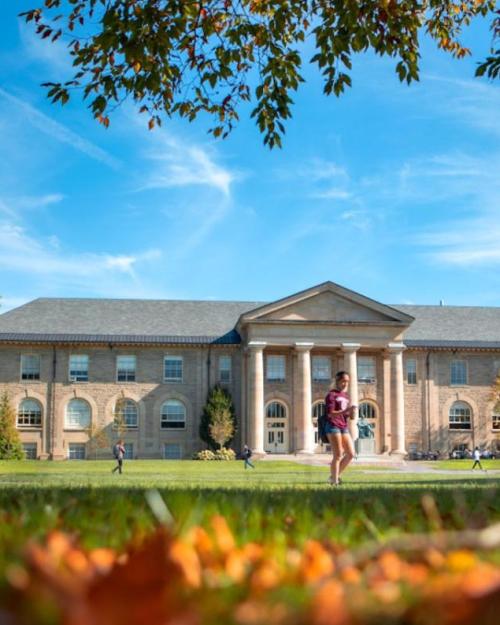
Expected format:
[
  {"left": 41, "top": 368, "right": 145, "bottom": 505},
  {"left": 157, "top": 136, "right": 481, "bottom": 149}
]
[{"left": 20, "top": 1, "right": 498, "bottom": 147}]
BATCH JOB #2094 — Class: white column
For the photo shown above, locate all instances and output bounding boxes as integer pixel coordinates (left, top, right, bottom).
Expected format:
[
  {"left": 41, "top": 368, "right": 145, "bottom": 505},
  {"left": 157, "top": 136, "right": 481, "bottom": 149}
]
[
  {"left": 247, "top": 341, "right": 266, "bottom": 454},
  {"left": 295, "top": 342, "right": 315, "bottom": 454},
  {"left": 388, "top": 342, "right": 407, "bottom": 455},
  {"left": 342, "top": 343, "right": 361, "bottom": 441}
]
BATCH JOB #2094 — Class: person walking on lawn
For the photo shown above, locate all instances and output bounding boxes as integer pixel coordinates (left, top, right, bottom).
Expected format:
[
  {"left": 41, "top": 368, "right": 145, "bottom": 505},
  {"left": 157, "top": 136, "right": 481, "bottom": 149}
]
[
  {"left": 242, "top": 444, "right": 255, "bottom": 469},
  {"left": 112, "top": 439, "right": 126, "bottom": 474},
  {"left": 324, "top": 371, "right": 356, "bottom": 486},
  {"left": 471, "top": 446, "right": 486, "bottom": 472}
]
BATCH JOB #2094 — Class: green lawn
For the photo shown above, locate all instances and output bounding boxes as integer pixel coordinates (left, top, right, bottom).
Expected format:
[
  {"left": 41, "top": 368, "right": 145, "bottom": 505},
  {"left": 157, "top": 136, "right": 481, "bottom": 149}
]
[
  {"left": 1, "top": 459, "right": 499, "bottom": 489},
  {"left": 0, "top": 460, "right": 498, "bottom": 558}
]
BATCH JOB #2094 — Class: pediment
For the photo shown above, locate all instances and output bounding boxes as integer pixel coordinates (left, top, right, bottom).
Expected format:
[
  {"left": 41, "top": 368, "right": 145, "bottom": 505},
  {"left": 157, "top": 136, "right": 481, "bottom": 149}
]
[{"left": 239, "top": 282, "right": 413, "bottom": 326}]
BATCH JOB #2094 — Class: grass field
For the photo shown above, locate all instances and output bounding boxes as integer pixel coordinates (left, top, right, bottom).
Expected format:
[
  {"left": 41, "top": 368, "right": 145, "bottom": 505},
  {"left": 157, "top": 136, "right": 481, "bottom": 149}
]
[{"left": 0, "top": 460, "right": 498, "bottom": 553}]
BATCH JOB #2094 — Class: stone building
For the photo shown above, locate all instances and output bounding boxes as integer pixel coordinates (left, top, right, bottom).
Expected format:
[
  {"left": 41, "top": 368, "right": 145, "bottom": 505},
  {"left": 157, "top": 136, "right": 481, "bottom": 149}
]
[{"left": 0, "top": 281, "right": 499, "bottom": 460}]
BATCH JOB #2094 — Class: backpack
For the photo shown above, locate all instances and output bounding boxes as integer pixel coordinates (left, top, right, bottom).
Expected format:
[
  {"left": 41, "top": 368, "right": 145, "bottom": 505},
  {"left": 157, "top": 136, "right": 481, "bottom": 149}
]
[
  {"left": 245, "top": 447, "right": 253, "bottom": 459},
  {"left": 112, "top": 443, "right": 120, "bottom": 459},
  {"left": 317, "top": 414, "right": 329, "bottom": 444}
]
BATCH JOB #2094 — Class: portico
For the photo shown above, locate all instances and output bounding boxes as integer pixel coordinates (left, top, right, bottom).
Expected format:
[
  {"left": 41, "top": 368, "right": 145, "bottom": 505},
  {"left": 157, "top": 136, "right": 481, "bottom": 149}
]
[{"left": 239, "top": 282, "right": 413, "bottom": 455}]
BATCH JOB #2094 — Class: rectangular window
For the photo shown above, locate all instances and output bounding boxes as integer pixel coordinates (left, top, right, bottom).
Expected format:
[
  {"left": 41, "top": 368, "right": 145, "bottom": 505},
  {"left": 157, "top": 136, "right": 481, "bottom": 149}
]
[
  {"left": 69, "top": 355, "right": 89, "bottom": 382},
  {"left": 21, "top": 354, "right": 40, "bottom": 380},
  {"left": 68, "top": 443, "right": 86, "bottom": 460},
  {"left": 117, "top": 355, "right": 136, "bottom": 382},
  {"left": 219, "top": 355, "right": 232, "bottom": 383},
  {"left": 164, "top": 356, "right": 183, "bottom": 382},
  {"left": 266, "top": 355, "right": 286, "bottom": 382},
  {"left": 493, "top": 415, "right": 500, "bottom": 431},
  {"left": 164, "top": 443, "right": 182, "bottom": 459},
  {"left": 312, "top": 356, "right": 331, "bottom": 382},
  {"left": 22, "top": 443, "right": 37, "bottom": 459},
  {"left": 123, "top": 443, "right": 134, "bottom": 459},
  {"left": 450, "top": 360, "right": 467, "bottom": 385},
  {"left": 357, "top": 356, "right": 376, "bottom": 383},
  {"left": 406, "top": 359, "right": 417, "bottom": 385}
]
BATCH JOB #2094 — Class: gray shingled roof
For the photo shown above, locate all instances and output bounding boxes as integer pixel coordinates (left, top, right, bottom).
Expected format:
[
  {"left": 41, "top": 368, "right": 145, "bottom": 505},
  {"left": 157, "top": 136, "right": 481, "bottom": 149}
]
[
  {"left": 0, "top": 298, "right": 263, "bottom": 345},
  {"left": 0, "top": 298, "right": 499, "bottom": 348},
  {"left": 395, "top": 305, "right": 500, "bottom": 348}
]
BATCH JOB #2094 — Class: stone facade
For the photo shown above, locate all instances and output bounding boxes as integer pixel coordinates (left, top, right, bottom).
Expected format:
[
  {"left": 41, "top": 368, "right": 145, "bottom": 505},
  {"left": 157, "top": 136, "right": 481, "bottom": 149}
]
[{"left": 1, "top": 282, "right": 499, "bottom": 459}]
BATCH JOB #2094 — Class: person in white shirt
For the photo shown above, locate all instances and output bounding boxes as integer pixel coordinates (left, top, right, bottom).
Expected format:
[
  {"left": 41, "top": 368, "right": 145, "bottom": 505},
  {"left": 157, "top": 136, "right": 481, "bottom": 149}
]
[{"left": 471, "top": 446, "right": 485, "bottom": 471}]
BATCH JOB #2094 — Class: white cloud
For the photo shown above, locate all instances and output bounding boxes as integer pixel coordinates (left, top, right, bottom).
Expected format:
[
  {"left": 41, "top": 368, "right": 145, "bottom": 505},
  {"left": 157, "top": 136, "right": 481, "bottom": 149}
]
[
  {"left": 0, "top": 221, "right": 161, "bottom": 280},
  {"left": 0, "top": 87, "right": 121, "bottom": 170},
  {"left": 141, "top": 134, "right": 236, "bottom": 197},
  {"left": 16, "top": 194, "right": 65, "bottom": 209},
  {"left": 312, "top": 188, "right": 352, "bottom": 200}
]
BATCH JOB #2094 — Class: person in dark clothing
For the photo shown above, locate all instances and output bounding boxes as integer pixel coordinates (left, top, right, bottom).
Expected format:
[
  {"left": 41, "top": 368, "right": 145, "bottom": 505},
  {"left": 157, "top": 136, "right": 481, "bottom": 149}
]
[
  {"left": 112, "top": 439, "right": 125, "bottom": 474},
  {"left": 242, "top": 444, "right": 255, "bottom": 469}
]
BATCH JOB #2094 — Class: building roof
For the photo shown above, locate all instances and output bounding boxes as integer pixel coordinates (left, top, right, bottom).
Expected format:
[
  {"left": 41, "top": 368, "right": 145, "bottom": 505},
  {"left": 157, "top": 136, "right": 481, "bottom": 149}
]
[
  {"left": 0, "top": 298, "right": 499, "bottom": 348},
  {"left": 395, "top": 305, "right": 500, "bottom": 348},
  {"left": 0, "top": 298, "right": 263, "bottom": 345}
]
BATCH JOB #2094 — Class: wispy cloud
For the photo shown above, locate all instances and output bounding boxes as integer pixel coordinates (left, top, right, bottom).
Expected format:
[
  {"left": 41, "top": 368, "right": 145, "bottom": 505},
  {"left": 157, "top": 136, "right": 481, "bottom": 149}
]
[
  {"left": 141, "top": 133, "right": 236, "bottom": 197},
  {"left": 18, "top": 20, "right": 73, "bottom": 76},
  {"left": 0, "top": 87, "right": 121, "bottom": 169},
  {"left": 0, "top": 221, "right": 161, "bottom": 280}
]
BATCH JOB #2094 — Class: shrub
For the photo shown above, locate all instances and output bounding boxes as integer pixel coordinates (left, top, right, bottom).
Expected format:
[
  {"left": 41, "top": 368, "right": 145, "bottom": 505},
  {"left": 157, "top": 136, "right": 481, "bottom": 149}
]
[
  {"left": 214, "top": 448, "right": 236, "bottom": 461},
  {"left": 195, "top": 450, "right": 216, "bottom": 461},
  {"left": 195, "top": 448, "right": 236, "bottom": 461}
]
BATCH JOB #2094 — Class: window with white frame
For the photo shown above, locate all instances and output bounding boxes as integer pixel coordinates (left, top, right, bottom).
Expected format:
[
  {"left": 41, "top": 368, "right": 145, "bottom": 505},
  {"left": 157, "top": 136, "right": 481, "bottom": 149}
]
[
  {"left": 359, "top": 402, "right": 377, "bottom": 419},
  {"left": 65, "top": 399, "right": 91, "bottom": 429},
  {"left": 164, "top": 443, "right": 182, "bottom": 459},
  {"left": 21, "top": 354, "right": 40, "bottom": 380},
  {"left": 492, "top": 414, "right": 500, "bottom": 431},
  {"left": 449, "top": 401, "right": 472, "bottom": 430},
  {"left": 164, "top": 356, "right": 183, "bottom": 382},
  {"left": 17, "top": 398, "right": 42, "bottom": 427},
  {"left": 312, "top": 356, "right": 331, "bottom": 382},
  {"left": 161, "top": 400, "right": 186, "bottom": 429},
  {"left": 357, "top": 356, "right": 376, "bottom": 383},
  {"left": 68, "top": 443, "right": 86, "bottom": 460},
  {"left": 114, "top": 399, "right": 138, "bottom": 428},
  {"left": 266, "top": 402, "right": 287, "bottom": 419},
  {"left": 116, "top": 356, "right": 136, "bottom": 382},
  {"left": 406, "top": 359, "right": 417, "bottom": 385},
  {"left": 219, "top": 355, "right": 232, "bottom": 383},
  {"left": 69, "top": 355, "right": 89, "bottom": 382},
  {"left": 23, "top": 443, "right": 37, "bottom": 459},
  {"left": 450, "top": 360, "right": 467, "bottom": 386},
  {"left": 123, "top": 443, "right": 134, "bottom": 459},
  {"left": 266, "top": 355, "right": 286, "bottom": 382}
]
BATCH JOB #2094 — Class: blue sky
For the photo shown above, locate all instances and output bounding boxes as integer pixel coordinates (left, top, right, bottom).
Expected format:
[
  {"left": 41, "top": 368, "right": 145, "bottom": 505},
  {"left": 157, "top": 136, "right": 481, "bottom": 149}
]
[{"left": 1, "top": 2, "right": 499, "bottom": 313}]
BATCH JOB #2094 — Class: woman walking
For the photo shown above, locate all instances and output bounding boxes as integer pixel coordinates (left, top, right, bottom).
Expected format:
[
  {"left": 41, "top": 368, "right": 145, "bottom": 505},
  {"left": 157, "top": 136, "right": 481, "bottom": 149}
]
[{"left": 324, "top": 371, "right": 356, "bottom": 486}]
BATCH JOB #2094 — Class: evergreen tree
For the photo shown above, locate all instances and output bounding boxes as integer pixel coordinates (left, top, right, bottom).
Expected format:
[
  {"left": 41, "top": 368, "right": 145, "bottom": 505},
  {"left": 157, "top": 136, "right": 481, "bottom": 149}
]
[
  {"left": 0, "top": 392, "right": 25, "bottom": 460},
  {"left": 200, "top": 385, "right": 237, "bottom": 450}
]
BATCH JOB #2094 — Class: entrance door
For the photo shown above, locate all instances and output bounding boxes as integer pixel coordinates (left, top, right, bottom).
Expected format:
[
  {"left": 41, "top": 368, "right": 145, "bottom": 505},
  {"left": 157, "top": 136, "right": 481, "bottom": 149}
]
[
  {"left": 265, "top": 401, "right": 288, "bottom": 453},
  {"left": 357, "top": 401, "right": 379, "bottom": 454}
]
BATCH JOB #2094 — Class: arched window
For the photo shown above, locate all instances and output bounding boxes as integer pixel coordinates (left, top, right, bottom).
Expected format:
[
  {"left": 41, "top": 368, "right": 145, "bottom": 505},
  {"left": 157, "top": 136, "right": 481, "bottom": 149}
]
[
  {"left": 114, "top": 399, "right": 138, "bottom": 428},
  {"left": 161, "top": 400, "right": 186, "bottom": 429},
  {"left": 65, "top": 399, "right": 91, "bottom": 429},
  {"left": 449, "top": 401, "right": 472, "bottom": 430},
  {"left": 312, "top": 401, "right": 326, "bottom": 445},
  {"left": 312, "top": 401, "right": 325, "bottom": 423},
  {"left": 359, "top": 402, "right": 377, "bottom": 419},
  {"left": 266, "top": 402, "right": 286, "bottom": 419},
  {"left": 17, "top": 399, "right": 42, "bottom": 427}
]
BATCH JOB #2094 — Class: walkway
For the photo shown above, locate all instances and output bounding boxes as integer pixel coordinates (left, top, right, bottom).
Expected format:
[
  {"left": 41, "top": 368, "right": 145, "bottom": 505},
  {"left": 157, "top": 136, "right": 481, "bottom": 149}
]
[{"left": 259, "top": 454, "right": 500, "bottom": 475}]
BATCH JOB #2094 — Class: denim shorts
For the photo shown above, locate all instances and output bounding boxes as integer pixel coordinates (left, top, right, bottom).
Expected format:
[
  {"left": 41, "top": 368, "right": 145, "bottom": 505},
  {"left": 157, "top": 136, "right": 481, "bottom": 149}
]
[{"left": 324, "top": 422, "right": 350, "bottom": 435}]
